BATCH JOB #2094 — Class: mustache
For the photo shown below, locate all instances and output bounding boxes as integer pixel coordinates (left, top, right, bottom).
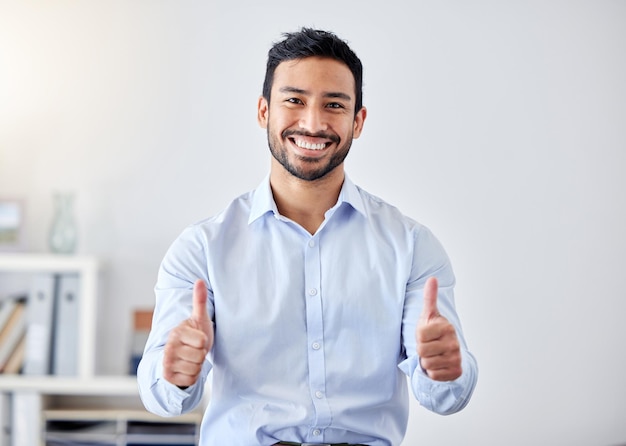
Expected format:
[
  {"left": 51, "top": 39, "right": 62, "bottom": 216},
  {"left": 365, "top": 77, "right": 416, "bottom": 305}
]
[{"left": 282, "top": 129, "right": 340, "bottom": 144}]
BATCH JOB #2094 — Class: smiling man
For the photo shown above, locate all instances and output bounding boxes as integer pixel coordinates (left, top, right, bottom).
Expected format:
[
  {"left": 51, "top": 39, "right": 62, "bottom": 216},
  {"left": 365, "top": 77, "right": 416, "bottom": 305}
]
[{"left": 138, "top": 28, "right": 478, "bottom": 446}]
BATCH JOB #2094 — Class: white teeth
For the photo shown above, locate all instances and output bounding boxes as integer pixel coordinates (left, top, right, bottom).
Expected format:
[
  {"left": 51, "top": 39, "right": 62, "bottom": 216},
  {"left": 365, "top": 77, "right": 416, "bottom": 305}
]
[{"left": 294, "top": 139, "right": 327, "bottom": 150}]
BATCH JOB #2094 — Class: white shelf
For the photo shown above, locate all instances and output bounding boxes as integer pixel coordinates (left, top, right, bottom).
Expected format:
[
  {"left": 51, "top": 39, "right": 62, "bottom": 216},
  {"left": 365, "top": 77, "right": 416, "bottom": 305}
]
[
  {"left": 0, "top": 252, "right": 98, "bottom": 378},
  {"left": 0, "top": 252, "right": 104, "bottom": 446}
]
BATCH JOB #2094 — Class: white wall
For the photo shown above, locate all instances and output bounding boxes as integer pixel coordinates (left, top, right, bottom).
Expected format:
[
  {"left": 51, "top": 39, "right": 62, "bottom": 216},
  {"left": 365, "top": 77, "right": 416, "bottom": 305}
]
[{"left": 1, "top": 1, "right": 625, "bottom": 445}]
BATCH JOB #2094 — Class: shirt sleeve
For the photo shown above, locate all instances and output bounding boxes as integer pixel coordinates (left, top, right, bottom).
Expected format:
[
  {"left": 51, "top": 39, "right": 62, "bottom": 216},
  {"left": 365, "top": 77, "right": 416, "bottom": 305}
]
[
  {"left": 397, "top": 225, "right": 478, "bottom": 415},
  {"left": 137, "top": 224, "right": 214, "bottom": 417}
]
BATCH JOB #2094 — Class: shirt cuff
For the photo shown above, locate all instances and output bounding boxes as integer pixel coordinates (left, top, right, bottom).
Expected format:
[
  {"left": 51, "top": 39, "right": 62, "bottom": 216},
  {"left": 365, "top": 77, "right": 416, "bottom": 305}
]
[
  {"left": 151, "top": 360, "right": 201, "bottom": 415},
  {"left": 399, "top": 351, "right": 476, "bottom": 415}
]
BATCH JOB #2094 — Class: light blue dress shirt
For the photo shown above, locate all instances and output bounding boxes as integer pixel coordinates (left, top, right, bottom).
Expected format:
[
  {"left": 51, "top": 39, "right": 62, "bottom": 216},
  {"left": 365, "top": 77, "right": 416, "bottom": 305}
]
[{"left": 138, "top": 174, "right": 478, "bottom": 446}]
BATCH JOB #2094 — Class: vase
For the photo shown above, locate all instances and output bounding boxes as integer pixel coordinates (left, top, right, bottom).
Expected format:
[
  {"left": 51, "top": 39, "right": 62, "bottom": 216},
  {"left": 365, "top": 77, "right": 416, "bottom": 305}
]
[{"left": 48, "top": 192, "right": 78, "bottom": 254}]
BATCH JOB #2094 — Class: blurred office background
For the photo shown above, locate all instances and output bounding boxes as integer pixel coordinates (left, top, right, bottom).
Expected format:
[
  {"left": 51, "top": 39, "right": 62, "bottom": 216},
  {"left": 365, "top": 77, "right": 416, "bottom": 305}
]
[{"left": 1, "top": 1, "right": 625, "bottom": 444}]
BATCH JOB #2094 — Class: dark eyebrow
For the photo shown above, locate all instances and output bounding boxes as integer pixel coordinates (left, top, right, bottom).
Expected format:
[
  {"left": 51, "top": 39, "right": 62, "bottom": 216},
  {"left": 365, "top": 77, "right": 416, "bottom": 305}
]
[
  {"left": 324, "top": 91, "right": 352, "bottom": 102},
  {"left": 279, "top": 86, "right": 352, "bottom": 102},
  {"left": 279, "top": 86, "right": 307, "bottom": 95}
]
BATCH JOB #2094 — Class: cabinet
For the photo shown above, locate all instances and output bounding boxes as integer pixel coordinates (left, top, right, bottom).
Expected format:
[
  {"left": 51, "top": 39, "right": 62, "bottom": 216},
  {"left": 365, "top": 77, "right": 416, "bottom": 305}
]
[
  {"left": 45, "top": 409, "right": 199, "bottom": 446},
  {"left": 0, "top": 254, "right": 203, "bottom": 446}
]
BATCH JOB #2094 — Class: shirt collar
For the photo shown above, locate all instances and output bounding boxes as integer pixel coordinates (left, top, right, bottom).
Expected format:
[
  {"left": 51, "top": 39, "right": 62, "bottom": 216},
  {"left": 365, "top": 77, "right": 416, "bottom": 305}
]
[
  {"left": 338, "top": 174, "right": 367, "bottom": 217},
  {"left": 248, "top": 173, "right": 367, "bottom": 225},
  {"left": 248, "top": 175, "right": 277, "bottom": 225}
]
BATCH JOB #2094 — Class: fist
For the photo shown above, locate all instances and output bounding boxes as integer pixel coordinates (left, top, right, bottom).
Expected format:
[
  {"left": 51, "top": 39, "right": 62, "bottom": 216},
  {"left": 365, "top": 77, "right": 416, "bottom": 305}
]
[
  {"left": 163, "top": 279, "right": 214, "bottom": 388},
  {"left": 416, "top": 277, "right": 462, "bottom": 381}
]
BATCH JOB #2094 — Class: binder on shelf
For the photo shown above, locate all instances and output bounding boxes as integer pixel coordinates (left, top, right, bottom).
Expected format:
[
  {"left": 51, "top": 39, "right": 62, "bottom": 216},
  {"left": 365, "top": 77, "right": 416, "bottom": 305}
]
[
  {"left": 12, "top": 391, "right": 41, "bottom": 446},
  {"left": 0, "top": 391, "right": 10, "bottom": 445},
  {"left": 51, "top": 273, "right": 80, "bottom": 376},
  {"left": 23, "top": 273, "right": 57, "bottom": 375},
  {"left": 0, "top": 297, "right": 27, "bottom": 372}
]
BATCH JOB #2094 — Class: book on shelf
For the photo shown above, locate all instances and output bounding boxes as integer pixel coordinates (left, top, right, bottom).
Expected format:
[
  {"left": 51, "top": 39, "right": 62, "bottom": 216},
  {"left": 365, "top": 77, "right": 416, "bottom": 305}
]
[
  {"left": 130, "top": 309, "right": 153, "bottom": 375},
  {"left": 0, "top": 294, "right": 20, "bottom": 329},
  {"left": 3, "top": 332, "right": 26, "bottom": 374},
  {"left": 0, "top": 295, "right": 27, "bottom": 373}
]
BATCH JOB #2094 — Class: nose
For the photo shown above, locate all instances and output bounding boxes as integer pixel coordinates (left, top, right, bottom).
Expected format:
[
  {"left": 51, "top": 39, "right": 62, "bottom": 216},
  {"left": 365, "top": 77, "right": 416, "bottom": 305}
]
[{"left": 298, "top": 106, "right": 328, "bottom": 133}]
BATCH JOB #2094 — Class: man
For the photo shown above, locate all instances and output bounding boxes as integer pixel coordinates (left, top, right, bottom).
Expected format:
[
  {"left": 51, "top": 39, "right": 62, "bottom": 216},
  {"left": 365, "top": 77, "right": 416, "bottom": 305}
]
[{"left": 138, "top": 28, "right": 478, "bottom": 445}]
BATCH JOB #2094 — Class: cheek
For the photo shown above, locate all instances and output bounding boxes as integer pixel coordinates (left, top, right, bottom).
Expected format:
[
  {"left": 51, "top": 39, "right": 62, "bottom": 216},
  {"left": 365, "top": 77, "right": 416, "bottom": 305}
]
[
  {"left": 268, "top": 112, "right": 293, "bottom": 133},
  {"left": 340, "top": 122, "right": 357, "bottom": 139}
]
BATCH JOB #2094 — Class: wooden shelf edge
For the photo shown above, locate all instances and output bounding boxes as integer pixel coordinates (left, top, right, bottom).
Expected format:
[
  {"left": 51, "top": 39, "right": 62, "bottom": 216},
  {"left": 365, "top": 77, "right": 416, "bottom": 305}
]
[
  {"left": 0, "top": 253, "right": 98, "bottom": 272},
  {"left": 0, "top": 375, "right": 139, "bottom": 395},
  {"left": 43, "top": 408, "right": 202, "bottom": 423}
]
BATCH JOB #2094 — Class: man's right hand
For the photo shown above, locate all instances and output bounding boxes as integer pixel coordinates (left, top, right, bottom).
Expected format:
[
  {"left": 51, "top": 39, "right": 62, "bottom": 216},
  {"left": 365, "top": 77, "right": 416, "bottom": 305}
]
[{"left": 163, "top": 279, "right": 214, "bottom": 388}]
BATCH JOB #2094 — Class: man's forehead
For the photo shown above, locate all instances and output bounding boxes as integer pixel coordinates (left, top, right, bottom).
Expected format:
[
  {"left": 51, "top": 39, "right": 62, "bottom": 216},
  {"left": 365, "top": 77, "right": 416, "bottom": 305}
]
[{"left": 272, "top": 57, "right": 355, "bottom": 94}]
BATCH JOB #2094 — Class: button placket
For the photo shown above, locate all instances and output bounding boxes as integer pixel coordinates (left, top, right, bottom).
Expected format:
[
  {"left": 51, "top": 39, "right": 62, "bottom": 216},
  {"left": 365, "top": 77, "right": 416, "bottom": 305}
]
[{"left": 303, "top": 235, "right": 332, "bottom": 431}]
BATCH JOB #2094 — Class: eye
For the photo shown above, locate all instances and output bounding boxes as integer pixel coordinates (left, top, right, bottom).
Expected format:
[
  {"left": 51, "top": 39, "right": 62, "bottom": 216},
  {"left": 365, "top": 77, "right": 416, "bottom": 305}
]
[
  {"left": 286, "top": 97, "right": 303, "bottom": 105},
  {"left": 326, "top": 102, "right": 345, "bottom": 110}
]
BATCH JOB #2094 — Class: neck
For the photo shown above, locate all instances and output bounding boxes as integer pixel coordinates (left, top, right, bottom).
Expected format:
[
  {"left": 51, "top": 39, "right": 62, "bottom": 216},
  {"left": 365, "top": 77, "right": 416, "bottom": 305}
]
[{"left": 269, "top": 162, "right": 344, "bottom": 235}]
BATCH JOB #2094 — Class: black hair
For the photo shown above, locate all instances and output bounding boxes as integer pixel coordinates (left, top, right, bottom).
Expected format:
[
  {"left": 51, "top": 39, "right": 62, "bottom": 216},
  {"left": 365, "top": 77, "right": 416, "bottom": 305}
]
[{"left": 262, "top": 28, "right": 363, "bottom": 114}]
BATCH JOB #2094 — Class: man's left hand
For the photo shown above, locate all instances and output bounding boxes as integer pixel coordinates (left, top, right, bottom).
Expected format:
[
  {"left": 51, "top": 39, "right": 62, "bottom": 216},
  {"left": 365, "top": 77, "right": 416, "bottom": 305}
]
[{"left": 416, "top": 277, "right": 463, "bottom": 381}]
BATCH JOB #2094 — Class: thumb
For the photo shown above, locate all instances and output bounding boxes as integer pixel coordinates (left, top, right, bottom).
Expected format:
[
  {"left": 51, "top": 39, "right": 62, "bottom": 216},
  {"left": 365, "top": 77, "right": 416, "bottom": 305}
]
[
  {"left": 191, "top": 279, "right": 210, "bottom": 327},
  {"left": 421, "top": 277, "right": 440, "bottom": 321}
]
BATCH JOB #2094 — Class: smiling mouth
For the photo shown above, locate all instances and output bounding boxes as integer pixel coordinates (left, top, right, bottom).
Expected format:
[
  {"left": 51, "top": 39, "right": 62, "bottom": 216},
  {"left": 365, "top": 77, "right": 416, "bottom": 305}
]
[
  {"left": 292, "top": 138, "right": 327, "bottom": 151},
  {"left": 283, "top": 130, "right": 339, "bottom": 152}
]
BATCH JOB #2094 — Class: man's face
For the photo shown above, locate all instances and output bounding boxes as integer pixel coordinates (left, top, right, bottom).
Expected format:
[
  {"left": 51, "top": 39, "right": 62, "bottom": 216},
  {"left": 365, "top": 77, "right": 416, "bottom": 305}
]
[{"left": 257, "top": 56, "right": 366, "bottom": 182}]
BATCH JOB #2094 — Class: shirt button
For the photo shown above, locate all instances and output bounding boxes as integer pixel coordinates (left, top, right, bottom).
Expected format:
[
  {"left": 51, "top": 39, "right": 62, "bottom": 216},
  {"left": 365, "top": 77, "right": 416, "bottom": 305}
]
[
  {"left": 308, "top": 288, "right": 317, "bottom": 296},
  {"left": 312, "top": 342, "right": 321, "bottom": 350},
  {"left": 312, "top": 429, "right": 321, "bottom": 436},
  {"left": 308, "top": 239, "right": 315, "bottom": 248},
  {"left": 315, "top": 390, "right": 323, "bottom": 399}
]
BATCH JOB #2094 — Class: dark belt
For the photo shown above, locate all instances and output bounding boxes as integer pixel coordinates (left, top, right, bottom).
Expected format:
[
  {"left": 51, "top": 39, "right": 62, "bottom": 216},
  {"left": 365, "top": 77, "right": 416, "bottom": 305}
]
[{"left": 275, "top": 442, "right": 368, "bottom": 446}]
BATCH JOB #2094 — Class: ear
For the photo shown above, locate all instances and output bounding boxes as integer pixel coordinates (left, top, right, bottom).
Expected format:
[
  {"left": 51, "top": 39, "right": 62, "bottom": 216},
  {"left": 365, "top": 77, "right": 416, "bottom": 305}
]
[
  {"left": 257, "top": 96, "right": 269, "bottom": 129},
  {"left": 352, "top": 106, "right": 367, "bottom": 139}
]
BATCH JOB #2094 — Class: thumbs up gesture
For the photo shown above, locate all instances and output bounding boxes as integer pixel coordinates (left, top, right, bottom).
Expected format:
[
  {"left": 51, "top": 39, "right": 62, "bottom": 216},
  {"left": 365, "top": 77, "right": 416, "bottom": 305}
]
[
  {"left": 416, "top": 277, "right": 462, "bottom": 382},
  {"left": 163, "top": 279, "right": 214, "bottom": 388}
]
